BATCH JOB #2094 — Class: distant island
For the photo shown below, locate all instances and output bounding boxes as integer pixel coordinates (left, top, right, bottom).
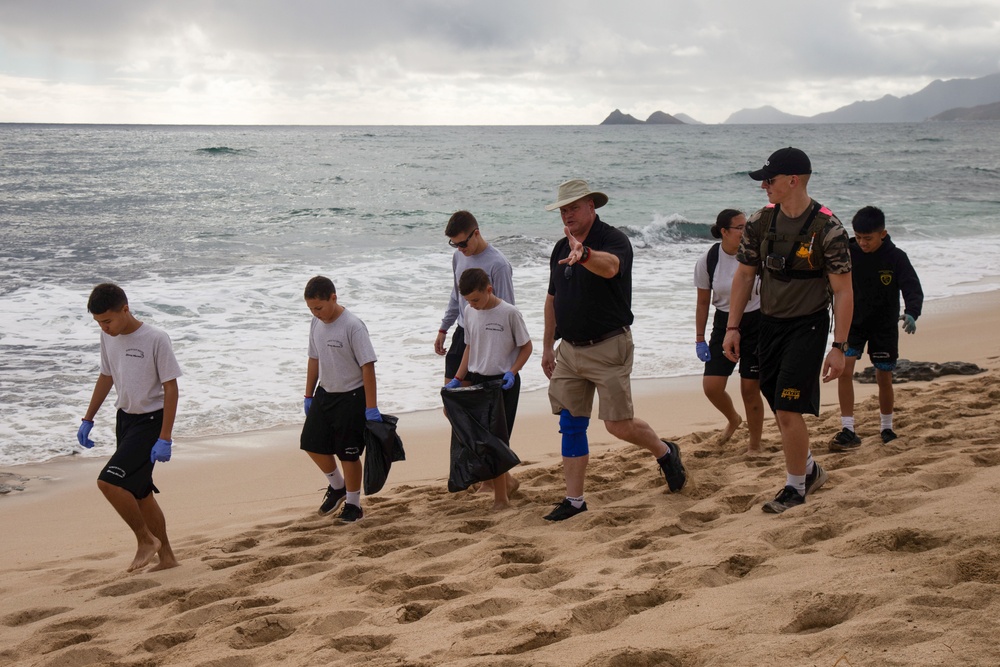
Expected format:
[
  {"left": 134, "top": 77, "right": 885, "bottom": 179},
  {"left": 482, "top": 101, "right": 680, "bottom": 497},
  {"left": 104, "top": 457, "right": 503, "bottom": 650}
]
[
  {"left": 600, "top": 109, "right": 685, "bottom": 125},
  {"left": 930, "top": 100, "right": 1000, "bottom": 121},
  {"left": 599, "top": 72, "right": 1000, "bottom": 125}
]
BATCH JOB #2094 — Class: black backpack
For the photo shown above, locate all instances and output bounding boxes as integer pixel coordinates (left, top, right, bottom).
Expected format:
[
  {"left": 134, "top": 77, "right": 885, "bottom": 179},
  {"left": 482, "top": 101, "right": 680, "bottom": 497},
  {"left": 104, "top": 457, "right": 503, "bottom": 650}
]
[{"left": 706, "top": 242, "right": 722, "bottom": 290}]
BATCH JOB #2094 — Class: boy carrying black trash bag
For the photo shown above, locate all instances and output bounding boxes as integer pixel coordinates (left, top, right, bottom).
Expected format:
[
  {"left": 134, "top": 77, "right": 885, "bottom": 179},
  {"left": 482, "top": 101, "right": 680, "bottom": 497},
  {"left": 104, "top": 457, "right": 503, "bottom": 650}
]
[
  {"left": 443, "top": 268, "right": 532, "bottom": 510},
  {"left": 77, "top": 282, "right": 182, "bottom": 573},
  {"left": 301, "top": 276, "right": 383, "bottom": 523},
  {"left": 832, "top": 206, "right": 923, "bottom": 449}
]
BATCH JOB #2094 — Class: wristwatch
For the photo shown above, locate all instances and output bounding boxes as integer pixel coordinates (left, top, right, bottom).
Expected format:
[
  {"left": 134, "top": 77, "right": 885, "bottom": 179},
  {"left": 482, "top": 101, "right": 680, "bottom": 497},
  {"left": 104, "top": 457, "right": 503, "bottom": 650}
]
[{"left": 831, "top": 341, "right": 848, "bottom": 352}]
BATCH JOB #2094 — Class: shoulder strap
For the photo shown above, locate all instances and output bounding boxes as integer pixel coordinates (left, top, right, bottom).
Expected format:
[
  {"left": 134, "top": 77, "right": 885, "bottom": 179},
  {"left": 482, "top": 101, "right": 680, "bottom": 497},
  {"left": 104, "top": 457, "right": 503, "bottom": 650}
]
[{"left": 706, "top": 242, "right": 721, "bottom": 289}]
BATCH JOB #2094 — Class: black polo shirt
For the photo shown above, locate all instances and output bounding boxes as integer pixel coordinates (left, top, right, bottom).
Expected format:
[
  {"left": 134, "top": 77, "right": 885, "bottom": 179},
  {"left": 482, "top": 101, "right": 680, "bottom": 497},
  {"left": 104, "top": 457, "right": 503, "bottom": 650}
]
[{"left": 547, "top": 216, "right": 633, "bottom": 342}]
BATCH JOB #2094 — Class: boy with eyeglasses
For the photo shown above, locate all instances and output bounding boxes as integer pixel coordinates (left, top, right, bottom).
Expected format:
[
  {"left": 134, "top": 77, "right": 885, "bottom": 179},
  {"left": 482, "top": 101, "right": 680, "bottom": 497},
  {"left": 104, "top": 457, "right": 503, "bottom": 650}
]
[
  {"left": 832, "top": 206, "right": 923, "bottom": 449},
  {"left": 434, "top": 211, "right": 515, "bottom": 386}
]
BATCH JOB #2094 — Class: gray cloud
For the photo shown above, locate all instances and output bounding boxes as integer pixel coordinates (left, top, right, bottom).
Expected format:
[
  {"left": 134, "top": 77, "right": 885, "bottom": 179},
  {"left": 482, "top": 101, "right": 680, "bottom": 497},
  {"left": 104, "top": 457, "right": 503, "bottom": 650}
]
[{"left": 0, "top": 0, "right": 997, "bottom": 123}]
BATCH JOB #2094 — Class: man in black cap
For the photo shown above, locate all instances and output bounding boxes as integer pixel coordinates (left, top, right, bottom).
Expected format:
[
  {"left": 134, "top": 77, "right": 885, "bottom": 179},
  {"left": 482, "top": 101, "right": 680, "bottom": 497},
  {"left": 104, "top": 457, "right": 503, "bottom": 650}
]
[
  {"left": 723, "top": 148, "right": 853, "bottom": 513},
  {"left": 540, "top": 179, "right": 686, "bottom": 521}
]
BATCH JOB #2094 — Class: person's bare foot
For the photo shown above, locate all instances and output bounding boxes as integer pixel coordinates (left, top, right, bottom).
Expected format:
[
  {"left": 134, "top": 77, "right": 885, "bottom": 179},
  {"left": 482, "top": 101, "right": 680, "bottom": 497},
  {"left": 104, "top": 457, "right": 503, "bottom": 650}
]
[
  {"left": 474, "top": 480, "right": 495, "bottom": 494},
  {"left": 127, "top": 536, "right": 161, "bottom": 572},
  {"left": 492, "top": 499, "right": 511, "bottom": 511},
  {"left": 506, "top": 475, "right": 520, "bottom": 496},
  {"left": 745, "top": 446, "right": 765, "bottom": 456},
  {"left": 148, "top": 555, "right": 180, "bottom": 572},
  {"left": 719, "top": 416, "right": 743, "bottom": 443}
]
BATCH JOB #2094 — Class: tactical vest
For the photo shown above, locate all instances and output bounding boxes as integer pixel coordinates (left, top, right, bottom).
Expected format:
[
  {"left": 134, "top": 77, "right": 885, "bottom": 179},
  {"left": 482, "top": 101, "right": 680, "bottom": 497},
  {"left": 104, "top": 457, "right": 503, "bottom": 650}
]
[{"left": 758, "top": 202, "right": 833, "bottom": 282}]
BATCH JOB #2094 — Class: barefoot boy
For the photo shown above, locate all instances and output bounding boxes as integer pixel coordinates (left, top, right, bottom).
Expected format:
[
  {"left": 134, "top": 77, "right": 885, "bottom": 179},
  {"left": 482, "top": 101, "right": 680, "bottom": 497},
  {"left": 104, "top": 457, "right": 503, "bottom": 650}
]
[
  {"left": 301, "top": 276, "right": 381, "bottom": 523},
  {"left": 445, "top": 268, "right": 532, "bottom": 510},
  {"left": 78, "top": 283, "right": 181, "bottom": 572},
  {"left": 832, "top": 206, "right": 923, "bottom": 449}
]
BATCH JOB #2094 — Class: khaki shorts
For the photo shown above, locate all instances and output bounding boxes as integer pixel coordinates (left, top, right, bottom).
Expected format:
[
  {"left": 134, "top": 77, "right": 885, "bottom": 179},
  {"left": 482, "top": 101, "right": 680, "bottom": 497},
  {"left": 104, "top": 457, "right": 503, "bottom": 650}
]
[{"left": 548, "top": 330, "right": 634, "bottom": 421}]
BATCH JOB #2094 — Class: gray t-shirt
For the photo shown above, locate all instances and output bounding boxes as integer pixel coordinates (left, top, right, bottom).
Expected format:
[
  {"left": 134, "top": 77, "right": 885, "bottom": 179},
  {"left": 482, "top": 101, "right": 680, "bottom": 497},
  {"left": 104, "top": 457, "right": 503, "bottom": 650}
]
[
  {"left": 693, "top": 244, "right": 761, "bottom": 313},
  {"left": 462, "top": 299, "right": 531, "bottom": 376},
  {"left": 308, "top": 308, "right": 378, "bottom": 393},
  {"left": 99, "top": 322, "right": 182, "bottom": 414},
  {"left": 441, "top": 244, "right": 515, "bottom": 331}
]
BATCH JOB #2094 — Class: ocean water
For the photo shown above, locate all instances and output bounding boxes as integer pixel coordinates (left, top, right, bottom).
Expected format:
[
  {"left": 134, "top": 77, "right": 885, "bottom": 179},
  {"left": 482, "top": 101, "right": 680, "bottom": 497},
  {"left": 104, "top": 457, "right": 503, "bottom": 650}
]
[{"left": 2, "top": 122, "right": 999, "bottom": 466}]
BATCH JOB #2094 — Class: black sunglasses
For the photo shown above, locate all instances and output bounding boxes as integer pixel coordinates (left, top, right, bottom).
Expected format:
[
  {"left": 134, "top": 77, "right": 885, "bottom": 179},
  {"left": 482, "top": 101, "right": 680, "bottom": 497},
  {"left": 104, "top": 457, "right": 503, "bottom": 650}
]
[{"left": 448, "top": 229, "right": 478, "bottom": 249}]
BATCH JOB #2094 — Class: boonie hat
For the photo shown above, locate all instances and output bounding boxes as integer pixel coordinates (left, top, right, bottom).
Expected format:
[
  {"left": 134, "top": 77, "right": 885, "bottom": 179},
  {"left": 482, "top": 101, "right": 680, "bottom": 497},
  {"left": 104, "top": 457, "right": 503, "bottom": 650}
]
[
  {"left": 545, "top": 179, "right": 609, "bottom": 211},
  {"left": 749, "top": 147, "right": 812, "bottom": 181}
]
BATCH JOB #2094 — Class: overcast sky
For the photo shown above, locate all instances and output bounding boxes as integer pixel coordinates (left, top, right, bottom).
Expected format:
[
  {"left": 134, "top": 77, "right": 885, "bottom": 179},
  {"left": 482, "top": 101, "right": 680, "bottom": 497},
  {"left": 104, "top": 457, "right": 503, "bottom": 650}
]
[{"left": 1, "top": 0, "right": 998, "bottom": 125}]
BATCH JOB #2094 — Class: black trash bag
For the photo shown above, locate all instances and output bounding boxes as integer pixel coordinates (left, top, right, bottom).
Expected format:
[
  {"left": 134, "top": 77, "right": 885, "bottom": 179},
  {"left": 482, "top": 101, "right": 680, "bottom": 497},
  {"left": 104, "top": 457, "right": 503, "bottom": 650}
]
[
  {"left": 441, "top": 380, "right": 520, "bottom": 493},
  {"left": 363, "top": 413, "right": 406, "bottom": 495}
]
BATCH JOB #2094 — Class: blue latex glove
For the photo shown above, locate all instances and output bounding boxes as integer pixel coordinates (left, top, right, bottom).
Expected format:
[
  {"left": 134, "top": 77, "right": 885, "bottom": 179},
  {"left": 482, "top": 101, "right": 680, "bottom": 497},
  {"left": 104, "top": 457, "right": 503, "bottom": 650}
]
[
  {"left": 502, "top": 371, "right": 516, "bottom": 390},
  {"left": 365, "top": 407, "right": 383, "bottom": 422},
  {"left": 304, "top": 396, "right": 313, "bottom": 416},
  {"left": 445, "top": 378, "right": 462, "bottom": 389},
  {"left": 77, "top": 419, "right": 95, "bottom": 448},
  {"left": 901, "top": 314, "right": 917, "bottom": 334},
  {"left": 150, "top": 438, "right": 172, "bottom": 463},
  {"left": 696, "top": 341, "right": 711, "bottom": 362}
]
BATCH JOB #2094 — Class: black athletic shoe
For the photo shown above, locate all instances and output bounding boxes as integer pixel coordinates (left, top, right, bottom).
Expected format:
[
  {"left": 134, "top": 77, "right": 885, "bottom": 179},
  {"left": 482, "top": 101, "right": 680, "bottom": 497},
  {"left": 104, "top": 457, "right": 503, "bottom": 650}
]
[
  {"left": 657, "top": 440, "right": 687, "bottom": 492},
  {"left": 543, "top": 499, "right": 588, "bottom": 521},
  {"left": 338, "top": 503, "right": 364, "bottom": 523},
  {"left": 805, "top": 462, "right": 828, "bottom": 497},
  {"left": 880, "top": 429, "right": 898, "bottom": 443},
  {"left": 829, "top": 427, "right": 862, "bottom": 452},
  {"left": 318, "top": 485, "right": 347, "bottom": 516},
  {"left": 762, "top": 486, "right": 805, "bottom": 514}
]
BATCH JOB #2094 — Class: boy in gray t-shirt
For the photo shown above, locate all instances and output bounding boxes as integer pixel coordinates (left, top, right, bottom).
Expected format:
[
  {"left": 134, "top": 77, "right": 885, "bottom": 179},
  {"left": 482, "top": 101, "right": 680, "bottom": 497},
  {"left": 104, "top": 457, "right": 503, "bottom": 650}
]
[
  {"left": 434, "top": 210, "right": 515, "bottom": 383},
  {"left": 445, "top": 268, "right": 532, "bottom": 510},
  {"left": 301, "top": 276, "right": 382, "bottom": 524},
  {"left": 77, "top": 283, "right": 182, "bottom": 573}
]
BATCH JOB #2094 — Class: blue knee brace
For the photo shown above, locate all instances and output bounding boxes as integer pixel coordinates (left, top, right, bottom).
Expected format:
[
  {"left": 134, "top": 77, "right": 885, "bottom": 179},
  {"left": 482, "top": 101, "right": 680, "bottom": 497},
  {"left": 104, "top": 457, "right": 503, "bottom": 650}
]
[{"left": 559, "top": 410, "right": 590, "bottom": 458}]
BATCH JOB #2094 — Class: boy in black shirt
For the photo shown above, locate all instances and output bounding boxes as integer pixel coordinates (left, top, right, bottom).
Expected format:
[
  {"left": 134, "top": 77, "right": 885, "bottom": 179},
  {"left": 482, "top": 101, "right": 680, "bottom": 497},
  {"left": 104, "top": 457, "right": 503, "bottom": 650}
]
[{"left": 832, "top": 206, "right": 923, "bottom": 449}]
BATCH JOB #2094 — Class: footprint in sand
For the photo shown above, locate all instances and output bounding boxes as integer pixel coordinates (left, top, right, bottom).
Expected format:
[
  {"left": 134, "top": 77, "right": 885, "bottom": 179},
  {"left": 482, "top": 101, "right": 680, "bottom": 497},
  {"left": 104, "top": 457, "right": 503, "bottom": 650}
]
[
  {"left": 142, "top": 630, "right": 197, "bottom": 653},
  {"left": 2, "top": 606, "right": 73, "bottom": 627},
  {"left": 781, "top": 592, "right": 872, "bottom": 634},
  {"left": 395, "top": 601, "right": 439, "bottom": 624},
  {"left": 228, "top": 614, "right": 300, "bottom": 650},
  {"left": 95, "top": 579, "right": 161, "bottom": 598},
  {"left": 842, "top": 527, "right": 946, "bottom": 555},
  {"left": 447, "top": 596, "right": 520, "bottom": 622},
  {"left": 582, "top": 647, "right": 684, "bottom": 667},
  {"left": 331, "top": 633, "right": 394, "bottom": 652}
]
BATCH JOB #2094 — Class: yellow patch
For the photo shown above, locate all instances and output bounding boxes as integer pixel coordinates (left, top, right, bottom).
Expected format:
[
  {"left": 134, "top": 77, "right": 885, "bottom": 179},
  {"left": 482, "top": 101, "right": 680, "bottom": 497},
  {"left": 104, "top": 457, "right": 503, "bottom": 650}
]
[
  {"left": 795, "top": 245, "right": 811, "bottom": 259},
  {"left": 780, "top": 387, "right": 801, "bottom": 400},
  {"left": 880, "top": 274, "right": 893, "bottom": 285}
]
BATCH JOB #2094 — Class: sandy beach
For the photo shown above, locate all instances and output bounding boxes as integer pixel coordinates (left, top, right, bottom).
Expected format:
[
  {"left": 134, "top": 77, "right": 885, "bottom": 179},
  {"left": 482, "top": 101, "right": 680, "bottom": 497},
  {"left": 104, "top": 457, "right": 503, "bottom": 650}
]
[{"left": 2, "top": 290, "right": 999, "bottom": 667}]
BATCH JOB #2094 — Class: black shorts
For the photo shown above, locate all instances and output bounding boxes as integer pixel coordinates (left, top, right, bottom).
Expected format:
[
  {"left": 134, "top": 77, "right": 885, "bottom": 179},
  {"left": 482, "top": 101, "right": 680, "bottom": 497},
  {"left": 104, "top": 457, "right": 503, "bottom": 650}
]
[
  {"left": 300, "top": 386, "right": 366, "bottom": 461},
  {"left": 466, "top": 371, "right": 521, "bottom": 437},
  {"left": 98, "top": 409, "right": 162, "bottom": 499},
  {"left": 847, "top": 320, "right": 899, "bottom": 368},
  {"left": 705, "top": 309, "right": 761, "bottom": 380},
  {"left": 758, "top": 309, "right": 828, "bottom": 416},
  {"left": 444, "top": 326, "right": 466, "bottom": 379}
]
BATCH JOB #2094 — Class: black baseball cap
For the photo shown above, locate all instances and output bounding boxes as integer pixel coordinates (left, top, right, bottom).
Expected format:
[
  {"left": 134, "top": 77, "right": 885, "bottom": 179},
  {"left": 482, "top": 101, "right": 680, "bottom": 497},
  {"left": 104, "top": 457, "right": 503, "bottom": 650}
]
[{"left": 749, "top": 147, "right": 812, "bottom": 181}]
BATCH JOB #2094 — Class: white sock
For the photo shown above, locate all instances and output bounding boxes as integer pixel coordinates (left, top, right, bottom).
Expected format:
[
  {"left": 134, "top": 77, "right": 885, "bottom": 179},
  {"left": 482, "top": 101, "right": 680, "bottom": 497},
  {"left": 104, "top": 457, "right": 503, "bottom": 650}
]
[
  {"left": 880, "top": 413, "right": 893, "bottom": 431},
  {"left": 786, "top": 473, "right": 806, "bottom": 495},
  {"left": 567, "top": 495, "right": 585, "bottom": 509},
  {"left": 841, "top": 416, "right": 855, "bottom": 431},
  {"left": 805, "top": 452, "right": 816, "bottom": 475},
  {"left": 346, "top": 490, "right": 361, "bottom": 507},
  {"left": 325, "top": 469, "right": 345, "bottom": 490}
]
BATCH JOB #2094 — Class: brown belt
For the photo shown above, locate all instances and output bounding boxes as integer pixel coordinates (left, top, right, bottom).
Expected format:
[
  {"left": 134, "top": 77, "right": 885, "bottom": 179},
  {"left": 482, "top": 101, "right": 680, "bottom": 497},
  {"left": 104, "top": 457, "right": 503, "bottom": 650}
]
[{"left": 563, "top": 326, "right": 629, "bottom": 347}]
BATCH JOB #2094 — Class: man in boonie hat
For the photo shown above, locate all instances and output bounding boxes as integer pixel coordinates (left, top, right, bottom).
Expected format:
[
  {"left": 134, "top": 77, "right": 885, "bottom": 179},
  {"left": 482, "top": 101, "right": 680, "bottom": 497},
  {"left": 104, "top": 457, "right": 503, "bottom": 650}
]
[
  {"left": 724, "top": 147, "right": 853, "bottom": 514},
  {"left": 539, "top": 179, "right": 687, "bottom": 522}
]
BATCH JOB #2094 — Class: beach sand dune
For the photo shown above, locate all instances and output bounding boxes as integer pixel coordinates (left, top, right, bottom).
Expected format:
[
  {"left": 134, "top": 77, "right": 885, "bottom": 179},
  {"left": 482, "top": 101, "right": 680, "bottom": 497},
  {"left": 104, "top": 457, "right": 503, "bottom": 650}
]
[{"left": 3, "top": 368, "right": 1000, "bottom": 667}]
